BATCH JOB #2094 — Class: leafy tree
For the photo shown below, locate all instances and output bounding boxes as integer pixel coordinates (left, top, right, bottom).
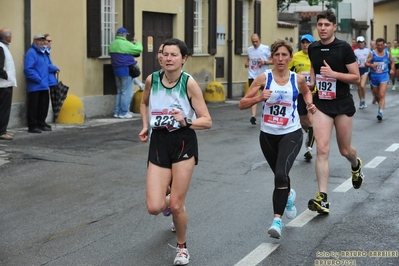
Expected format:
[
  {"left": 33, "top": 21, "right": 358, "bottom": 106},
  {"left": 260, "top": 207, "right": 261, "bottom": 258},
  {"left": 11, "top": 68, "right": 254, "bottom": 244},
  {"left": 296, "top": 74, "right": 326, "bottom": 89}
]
[
  {"left": 278, "top": 0, "right": 342, "bottom": 13},
  {"left": 278, "top": 0, "right": 301, "bottom": 12}
]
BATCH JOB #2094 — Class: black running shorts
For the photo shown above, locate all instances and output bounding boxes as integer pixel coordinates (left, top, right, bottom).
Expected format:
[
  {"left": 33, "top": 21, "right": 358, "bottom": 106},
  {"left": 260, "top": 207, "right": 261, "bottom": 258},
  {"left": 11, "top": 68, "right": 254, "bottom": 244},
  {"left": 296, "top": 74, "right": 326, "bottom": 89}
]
[
  {"left": 297, "top": 93, "right": 315, "bottom": 116},
  {"left": 314, "top": 94, "right": 356, "bottom": 118},
  {"left": 148, "top": 127, "right": 198, "bottom": 169}
]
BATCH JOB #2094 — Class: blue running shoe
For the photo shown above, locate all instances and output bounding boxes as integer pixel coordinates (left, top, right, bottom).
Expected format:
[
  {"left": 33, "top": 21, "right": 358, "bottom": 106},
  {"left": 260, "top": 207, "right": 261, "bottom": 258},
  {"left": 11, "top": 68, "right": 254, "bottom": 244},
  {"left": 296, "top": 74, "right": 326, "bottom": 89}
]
[
  {"left": 268, "top": 218, "right": 284, "bottom": 239},
  {"left": 285, "top": 189, "right": 297, "bottom": 219},
  {"left": 377, "top": 111, "right": 383, "bottom": 121}
]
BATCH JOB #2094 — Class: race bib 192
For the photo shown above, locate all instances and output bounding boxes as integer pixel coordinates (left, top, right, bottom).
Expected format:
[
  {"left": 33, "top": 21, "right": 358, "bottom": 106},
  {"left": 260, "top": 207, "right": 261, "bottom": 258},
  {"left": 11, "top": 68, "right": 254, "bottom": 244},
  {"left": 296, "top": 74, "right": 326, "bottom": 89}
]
[{"left": 316, "top": 74, "right": 337, "bottom": 100}]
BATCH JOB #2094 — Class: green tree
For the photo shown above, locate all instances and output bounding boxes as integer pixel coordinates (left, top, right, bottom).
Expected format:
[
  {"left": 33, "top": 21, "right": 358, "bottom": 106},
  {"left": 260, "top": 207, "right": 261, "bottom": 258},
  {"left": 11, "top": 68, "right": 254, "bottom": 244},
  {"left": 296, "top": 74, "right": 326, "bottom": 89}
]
[{"left": 278, "top": 0, "right": 342, "bottom": 13}]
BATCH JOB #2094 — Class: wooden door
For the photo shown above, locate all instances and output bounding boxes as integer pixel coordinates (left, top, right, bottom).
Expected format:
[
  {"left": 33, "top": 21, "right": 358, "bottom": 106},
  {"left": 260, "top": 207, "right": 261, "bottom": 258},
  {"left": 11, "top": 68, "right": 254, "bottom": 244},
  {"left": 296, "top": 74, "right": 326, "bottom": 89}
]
[{"left": 141, "top": 12, "right": 173, "bottom": 81}]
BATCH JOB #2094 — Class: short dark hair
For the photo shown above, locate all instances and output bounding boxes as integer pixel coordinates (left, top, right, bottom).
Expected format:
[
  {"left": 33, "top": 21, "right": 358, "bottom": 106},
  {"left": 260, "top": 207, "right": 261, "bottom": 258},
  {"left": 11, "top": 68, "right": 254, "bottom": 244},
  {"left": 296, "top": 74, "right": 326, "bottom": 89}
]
[
  {"left": 376, "top": 38, "right": 385, "bottom": 44},
  {"left": 162, "top": 38, "right": 188, "bottom": 58},
  {"left": 317, "top": 9, "right": 336, "bottom": 25}
]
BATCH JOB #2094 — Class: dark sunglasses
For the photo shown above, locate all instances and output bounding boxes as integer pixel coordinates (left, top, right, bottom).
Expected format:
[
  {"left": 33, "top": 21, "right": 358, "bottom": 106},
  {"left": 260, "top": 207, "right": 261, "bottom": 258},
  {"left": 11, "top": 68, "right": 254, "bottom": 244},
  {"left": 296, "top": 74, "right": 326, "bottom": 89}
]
[
  {"left": 357, "top": 41, "right": 364, "bottom": 43},
  {"left": 46, "top": 40, "right": 52, "bottom": 42}
]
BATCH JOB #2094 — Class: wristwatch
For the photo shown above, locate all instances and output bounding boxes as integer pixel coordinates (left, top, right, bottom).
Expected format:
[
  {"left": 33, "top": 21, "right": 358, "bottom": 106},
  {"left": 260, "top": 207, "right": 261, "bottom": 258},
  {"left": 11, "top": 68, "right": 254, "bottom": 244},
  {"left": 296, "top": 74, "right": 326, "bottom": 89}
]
[{"left": 184, "top": 117, "right": 192, "bottom": 128}]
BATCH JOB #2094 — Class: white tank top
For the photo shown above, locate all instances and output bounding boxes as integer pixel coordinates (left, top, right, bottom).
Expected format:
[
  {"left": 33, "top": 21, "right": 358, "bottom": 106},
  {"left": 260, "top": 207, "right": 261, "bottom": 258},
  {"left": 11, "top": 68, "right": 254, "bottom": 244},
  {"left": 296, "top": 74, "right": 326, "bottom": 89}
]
[
  {"left": 149, "top": 71, "right": 195, "bottom": 132},
  {"left": 260, "top": 70, "right": 301, "bottom": 135}
]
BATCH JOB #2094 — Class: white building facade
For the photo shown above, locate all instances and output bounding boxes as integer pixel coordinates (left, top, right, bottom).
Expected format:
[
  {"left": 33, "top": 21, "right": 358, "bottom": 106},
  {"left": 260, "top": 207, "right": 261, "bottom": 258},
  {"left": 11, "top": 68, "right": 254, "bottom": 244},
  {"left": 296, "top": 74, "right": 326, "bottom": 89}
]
[{"left": 280, "top": 0, "right": 374, "bottom": 46}]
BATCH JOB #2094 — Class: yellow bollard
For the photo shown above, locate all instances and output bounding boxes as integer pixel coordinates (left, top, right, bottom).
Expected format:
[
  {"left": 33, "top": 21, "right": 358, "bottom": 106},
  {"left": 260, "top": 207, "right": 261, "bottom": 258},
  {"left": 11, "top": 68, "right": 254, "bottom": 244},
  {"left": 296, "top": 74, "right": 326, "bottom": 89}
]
[
  {"left": 204, "top": 81, "right": 226, "bottom": 103},
  {"left": 244, "top": 80, "right": 249, "bottom": 95},
  {"left": 132, "top": 89, "right": 144, "bottom": 114},
  {"left": 57, "top": 94, "right": 85, "bottom": 124}
]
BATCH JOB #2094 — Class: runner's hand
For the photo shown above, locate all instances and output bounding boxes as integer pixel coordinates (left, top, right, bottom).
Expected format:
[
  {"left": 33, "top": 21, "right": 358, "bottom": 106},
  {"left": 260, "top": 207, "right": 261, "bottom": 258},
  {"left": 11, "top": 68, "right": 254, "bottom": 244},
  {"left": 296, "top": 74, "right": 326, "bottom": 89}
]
[{"left": 320, "top": 60, "right": 335, "bottom": 78}]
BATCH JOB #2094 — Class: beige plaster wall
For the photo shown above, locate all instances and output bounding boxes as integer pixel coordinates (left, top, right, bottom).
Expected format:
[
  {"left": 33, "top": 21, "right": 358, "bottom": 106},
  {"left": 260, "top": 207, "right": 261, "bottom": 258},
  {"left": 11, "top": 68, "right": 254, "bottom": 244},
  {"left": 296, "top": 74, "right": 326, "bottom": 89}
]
[
  {"left": 31, "top": 0, "right": 101, "bottom": 98},
  {"left": 0, "top": 0, "right": 26, "bottom": 103},
  {"left": 374, "top": 2, "right": 399, "bottom": 42},
  {"left": 0, "top": 0, "right": 298, "bottom": 127}
]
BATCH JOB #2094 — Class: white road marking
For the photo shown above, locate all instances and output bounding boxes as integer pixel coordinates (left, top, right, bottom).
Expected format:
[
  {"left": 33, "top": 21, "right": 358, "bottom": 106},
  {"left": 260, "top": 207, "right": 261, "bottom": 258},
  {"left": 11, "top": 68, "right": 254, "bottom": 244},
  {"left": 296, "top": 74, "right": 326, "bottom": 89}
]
[
  {"left": 235, "top": 153, "right": 393, "bottom": 265},
  {"left": 333, "top": 156, "right": 386, "bottom": 192},
  {"left": 364, "top": 156, "right": 386, "bottom": 168},
  {"left": 234, "top": 243, "right": 279, "bottom": 266},
  {"left": 286, "top": 209, "right": 318, "bottom": 227},
  {"left": 333, "top": 178, "right": 353, "bottom": 192},
  {"left": 225, "top": 100, "right": 240, "bottom": 104},
  {"left": 385, "top": 143, "right": 399, "bottom": 152}
]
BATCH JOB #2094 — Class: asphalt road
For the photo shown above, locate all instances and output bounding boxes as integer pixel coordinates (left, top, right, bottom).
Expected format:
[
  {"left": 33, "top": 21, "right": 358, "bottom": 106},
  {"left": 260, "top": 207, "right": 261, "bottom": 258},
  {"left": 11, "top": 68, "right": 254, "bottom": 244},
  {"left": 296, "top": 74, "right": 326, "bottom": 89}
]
[{"left": 1, "top": 86, "right": 399, "bottom": 266}]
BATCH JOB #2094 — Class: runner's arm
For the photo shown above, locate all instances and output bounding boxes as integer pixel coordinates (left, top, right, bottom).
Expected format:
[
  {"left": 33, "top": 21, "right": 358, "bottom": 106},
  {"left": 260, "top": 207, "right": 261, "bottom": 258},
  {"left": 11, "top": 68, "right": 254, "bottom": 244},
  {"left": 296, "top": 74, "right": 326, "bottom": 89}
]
[
  {"left": 239, "top": 73, "right": 269, "bottom": 110},
  {"left": 297, "top": 74, "right": 316, "bottom": 114},
  {"left": 138, "top": 74, "right": 152, "bottom": 142},
  {"left": 184, "top": 77, "right": 212, "bottom": 130}
]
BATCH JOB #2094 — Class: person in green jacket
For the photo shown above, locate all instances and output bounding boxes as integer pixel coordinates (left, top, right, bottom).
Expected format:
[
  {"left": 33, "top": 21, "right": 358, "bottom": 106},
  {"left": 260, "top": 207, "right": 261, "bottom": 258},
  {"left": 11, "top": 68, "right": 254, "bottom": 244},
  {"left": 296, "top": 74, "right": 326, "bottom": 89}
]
[{"left": 109, "top": 27, "right": 143, "bottom": 118}]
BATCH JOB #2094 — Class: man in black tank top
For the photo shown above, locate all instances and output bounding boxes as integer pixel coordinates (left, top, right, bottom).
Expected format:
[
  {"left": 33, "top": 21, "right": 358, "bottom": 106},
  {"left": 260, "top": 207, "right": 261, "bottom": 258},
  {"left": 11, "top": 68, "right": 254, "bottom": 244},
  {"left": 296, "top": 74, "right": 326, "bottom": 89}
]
[{"left": 307, "top": 9, "right": 364, "bottom": 215}]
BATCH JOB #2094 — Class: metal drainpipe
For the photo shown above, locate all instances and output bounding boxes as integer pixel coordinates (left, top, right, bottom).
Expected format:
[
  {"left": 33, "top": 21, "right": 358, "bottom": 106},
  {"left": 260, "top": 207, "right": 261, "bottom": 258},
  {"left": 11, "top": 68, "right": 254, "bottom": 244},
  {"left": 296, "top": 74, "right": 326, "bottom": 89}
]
[
  {"left": 24, "top": 0, "right": 31, "bottom": 52},
  {"left": 227, "top": 0, "right": 233, "bottom": 99}
]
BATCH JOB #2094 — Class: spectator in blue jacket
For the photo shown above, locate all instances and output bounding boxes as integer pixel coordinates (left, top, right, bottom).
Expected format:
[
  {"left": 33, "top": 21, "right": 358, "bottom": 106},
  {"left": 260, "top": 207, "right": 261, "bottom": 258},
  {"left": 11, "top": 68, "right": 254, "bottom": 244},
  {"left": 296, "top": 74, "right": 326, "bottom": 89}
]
[
  {"left": 44, "top": 34, "right": 60, "bottom": 122},
  {"left": 24, "top": 33, "right": 51, "bottom": 133},
  {"left": 109, "top": 27, "right": 143, "bottom": 118}
]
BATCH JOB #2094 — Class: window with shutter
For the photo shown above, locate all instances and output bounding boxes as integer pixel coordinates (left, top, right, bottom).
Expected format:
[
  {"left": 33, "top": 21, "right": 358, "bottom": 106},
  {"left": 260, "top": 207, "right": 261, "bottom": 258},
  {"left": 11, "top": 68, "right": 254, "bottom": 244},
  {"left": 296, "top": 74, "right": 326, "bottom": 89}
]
[
  {"left": 87, "top": 0, "right": 102, "bottom": 58},
  {"left": 254, "top": 0, "right": 261, "bottom": 36},
  {"left": 87, "top": 0, "right": 117, "bottom": 58},
  {"left": 194, "top": 0, "right": 204, "bottom": 54},
  {"left": 123, "top": 0, "right": 135, "bottom": 38},
  {"left": 186, "top": 0, "right": 216, "bottom": 56},
  {"left": 234, "top": 0, "right": 243, "bottom": 55},
  {"left": 241, "top": 0, "right": 250, "bottom": 54},
  {"left": 185, "top": 0, "right": 194, "bottom": 55},
  {"left": 208, "top": 0, "right": 217, "bottom": 55},
  {"left": 235, "top": 0, "right": 250, "bottom": 55},
  {"left": 101, "top": 0, "right": 117, "bottom": 57}
]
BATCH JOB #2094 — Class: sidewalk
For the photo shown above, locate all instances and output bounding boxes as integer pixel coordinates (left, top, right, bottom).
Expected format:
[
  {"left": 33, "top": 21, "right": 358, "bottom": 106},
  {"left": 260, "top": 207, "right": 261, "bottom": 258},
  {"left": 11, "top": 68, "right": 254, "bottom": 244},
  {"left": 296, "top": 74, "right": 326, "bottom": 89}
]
[
  {"left": 6, "top": 100, "right": 240, "bottom": 135},
  {"left": 6, "top": 113, "right": 142, "bottom": 135}
]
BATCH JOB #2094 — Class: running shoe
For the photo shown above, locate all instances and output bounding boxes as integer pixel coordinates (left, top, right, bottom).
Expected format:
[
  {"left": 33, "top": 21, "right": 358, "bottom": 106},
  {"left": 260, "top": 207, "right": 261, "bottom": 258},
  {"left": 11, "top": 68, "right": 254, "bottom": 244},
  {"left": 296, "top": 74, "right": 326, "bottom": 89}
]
[
  {"left": 308, "top": 192, "right": 329, "bottom": 214},
  {"left": 163, "top": 207, "right": 172, "bottom": 216},
  {"left": 305, "top": 130, "right": 310, "bottom": 148},
  {"left": 174, "top": 247, "right": 190, "bottom": 265},
  {"left": 250, "top": 116, "right": 256, "bottom": 125},
  {"left": 119, "top": 113, "right": 133, "bottom": 119},
  {"left": 359, "top": 101, "right": 367, "bottom": 109},
  {"left": 351, "top": 157, "right": 364, "bottom": 189},
  {"left": 304, "top": 149, "right": 312, "bottom": 161},
  {"left": 267, "top": 218, "right": 284, "bottom": 239},
  {"left": 372, "top": 98, "right": 376, "bottom": 104},
  {"left": 392, "top": 85, "right": 396, "bottom": 91},
  {"left": 285, "top": 189, "right": 297, "bottom": 219},
  {"left": 171, "top": 222, "right": 176, "bottom": 232},
  {"left": 163, "top": 194, "right": 171, "bottom": 216},
  {"left": 377, "top": 111, "right": 383, "bottom": 121}
]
